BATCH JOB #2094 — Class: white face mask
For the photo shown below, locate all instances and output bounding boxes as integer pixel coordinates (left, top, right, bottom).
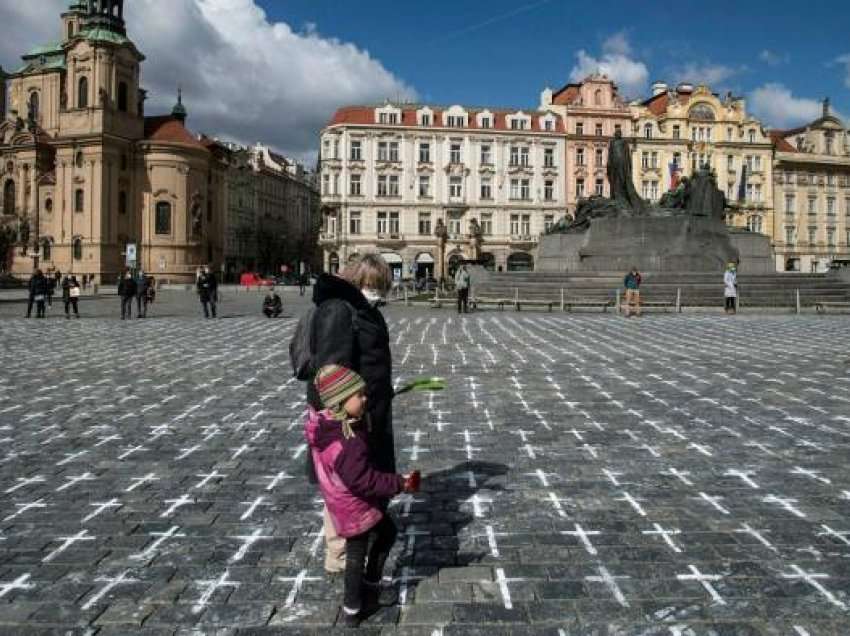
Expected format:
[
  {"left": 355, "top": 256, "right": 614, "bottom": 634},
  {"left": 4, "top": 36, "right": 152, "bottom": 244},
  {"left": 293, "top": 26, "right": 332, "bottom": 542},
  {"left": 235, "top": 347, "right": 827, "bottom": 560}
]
[{"left": 361, "top": 288, "right": 382, "bottom": 304}]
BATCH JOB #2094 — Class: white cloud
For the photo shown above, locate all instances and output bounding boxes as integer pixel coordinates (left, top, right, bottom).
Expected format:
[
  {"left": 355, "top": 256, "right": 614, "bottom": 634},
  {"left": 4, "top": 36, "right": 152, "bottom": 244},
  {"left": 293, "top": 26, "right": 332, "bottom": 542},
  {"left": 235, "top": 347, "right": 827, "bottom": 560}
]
[
  {"left": 835, "top": 54, "right": 850, "bottom": 88},
  {"left": 670, "top": 63, "right": 745, "bottom": 87},
  {"left": 0, "top": 0, "right": 416, "bottom": 162},
  {"left": 759, "top": 49, "right": 788, "bottom": 66},
  {"left": 569, "top": 32, "right": 649, "bottom": 98},
  {"left": 748, "top": 83, "right": 824, "bottom": 128}
]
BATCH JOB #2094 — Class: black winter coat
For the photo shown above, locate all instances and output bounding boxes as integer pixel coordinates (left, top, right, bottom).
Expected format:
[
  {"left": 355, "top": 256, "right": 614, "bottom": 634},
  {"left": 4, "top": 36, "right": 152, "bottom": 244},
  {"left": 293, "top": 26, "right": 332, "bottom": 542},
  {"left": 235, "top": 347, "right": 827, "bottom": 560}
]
[
  {"left": 118, "top": 277, "right": 137, "bottom": 298},
  {"left": 28, "top": 275, "right": 48, "bottom": 298},
  {"left": 306, "top": 274, "right": 396, "bottom": 473}
]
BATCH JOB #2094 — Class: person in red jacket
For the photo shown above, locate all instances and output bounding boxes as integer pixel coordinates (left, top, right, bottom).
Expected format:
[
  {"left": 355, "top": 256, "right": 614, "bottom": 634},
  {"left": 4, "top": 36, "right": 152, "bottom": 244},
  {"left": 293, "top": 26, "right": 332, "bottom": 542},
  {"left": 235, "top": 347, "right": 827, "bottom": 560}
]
[{"left": 306, "top": 365, "right": 419, "bottom": 627}]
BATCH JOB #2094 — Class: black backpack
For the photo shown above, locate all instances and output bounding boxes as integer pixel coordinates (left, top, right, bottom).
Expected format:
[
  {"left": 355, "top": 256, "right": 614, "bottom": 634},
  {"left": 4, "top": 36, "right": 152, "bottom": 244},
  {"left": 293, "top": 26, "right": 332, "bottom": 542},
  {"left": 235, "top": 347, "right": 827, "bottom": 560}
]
[{"left": 289, "top": 301, "right": 357, "bottom": 381}]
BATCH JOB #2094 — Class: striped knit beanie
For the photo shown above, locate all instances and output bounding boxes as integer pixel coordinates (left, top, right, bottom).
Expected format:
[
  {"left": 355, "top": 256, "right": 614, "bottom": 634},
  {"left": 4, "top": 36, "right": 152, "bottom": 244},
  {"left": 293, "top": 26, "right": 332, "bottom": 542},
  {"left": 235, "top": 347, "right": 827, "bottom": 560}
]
[{"left": 315, "top": 365, "right": 366, "bottom": 411}]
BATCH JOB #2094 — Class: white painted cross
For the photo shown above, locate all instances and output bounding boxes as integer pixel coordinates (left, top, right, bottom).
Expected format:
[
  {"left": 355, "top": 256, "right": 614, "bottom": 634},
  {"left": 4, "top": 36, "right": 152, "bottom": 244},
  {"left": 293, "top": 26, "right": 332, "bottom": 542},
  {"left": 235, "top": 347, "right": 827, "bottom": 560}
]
[
  {"left": 526, "top": 469, "right": 557, "bottom": 488},
  {"left": 465, "top": 494, "right": 493, "bottom": 519},
  {"left": 561, "top": 523, "right": 601, "bottom": 556},
  {"left": 94, "top": 434, "right": 122, "bottom": 448},
  {"left": 125, "top": 472, "right": 159, "bottom": 492},
  {"left": 616, "top": 492, "right": 647, "bottom": 517},
  {"left": 403, "top": 430, "right": 429, "bottom": 461},
  {"left": 3, "top": 498, "right": 48, "bottom": 521},
  {"left": 494, "top": 567, "right": 524, "bottom": 610},
  {"left": 229, "top": 528, "right": 272, "bottom": 563},
  {"left": 676, "top": 565, "right": 726, "bottom": 605},
  {"left": 129, "top": 526, "right": 186, "bottom": 561},
  {"left": 790, "top": 466, "right": 831, "bottom": 485},
  {"left": 80, "top": 570, "right": 137, "bottom": 610},
  {"left": 82, "top": 499, "right": 122, "bottom": 523},
  {"left": 240, "top": 496, "right": 270, "bottom": 521},
  {"left": 724, "top": 469, "right": 760, "bottom": 489},
  {"left": 4, "top": 475, "right": 46, "bottom": 494},
  {"left": 264, "top": 471, "right": 293, "bottom": 492},
  {"left": 585, "top": 565, "right": 630, "bottom": 607},
  {"left": 457, "top": 430, "right": 481, "bottom": 460},
  {"left": 194, "top": 471, "right": 227, "bottom": 490},
  {"left": 290, "top": 444, "right": 307, "bottom": 460},
  {"left": 278, "top": 569, "right": 322, "bottom": 608},
  {"left": 231, "top": 444, "right": 252, "bottom": 460},
  {"left": 687, "top": 443, "right": 713, "bottom": 457},
  {"left": 602, "top": 469, "right": 624, "bottom": 487},
  {"left": 780, "top": 564, "right": 846, "bottom": 609},
  {"left": 57, "top": 450, "right": 88, "bottom": 466},
  {"left": 734, "top": 524, "right": 776, "bottom": 551},
  {"left": 394, "top": 566, "right": 426, "bottom": 606},
  {"left": 117, "top": 445, "right": 147, "bottom": 460},
  {"left": 642, "top": 523, "right": 682, "bottom": 553},
  {"left": 817, "top": 525, "right": 850, "bottom": 547},
  {"left": 160, "top": 494, "right": 194, "bottom": 518},
  {"left": 43, "top": 530, "right": 96, "bottom": 562},
  {"left": 546, "top": 492, "right": 572, "bottom": 518},
  {"left": 192, "top": 569, "right": 240, "bottom": 614},
  {"left": 763, "top": 495, "right": 807, "bottom": 519},
  {"left": 696, "top": 492, "right": 730, "bottom": 515},
  {"left": 663, "top": 468, "right": 694, "bottom": 486},
  {"left": 0, "top": 573, "right": 34, "bottom": 599},
  {"left": 402, "top": 525, "right": 431, "bottom": 553},
  {"left": 56, "top": 472, "right": 96, "bottom": 492}
]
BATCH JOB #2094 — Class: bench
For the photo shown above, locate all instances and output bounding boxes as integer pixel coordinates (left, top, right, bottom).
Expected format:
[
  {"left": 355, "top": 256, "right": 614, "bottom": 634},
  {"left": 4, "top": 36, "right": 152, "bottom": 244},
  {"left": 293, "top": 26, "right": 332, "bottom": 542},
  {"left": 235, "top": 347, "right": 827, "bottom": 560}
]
[
  {"left": 815, "top": 301, "right": 850, "bottom": 314},
  {"left": 563, "top": 299, "right": 614, "bottom": 313}
]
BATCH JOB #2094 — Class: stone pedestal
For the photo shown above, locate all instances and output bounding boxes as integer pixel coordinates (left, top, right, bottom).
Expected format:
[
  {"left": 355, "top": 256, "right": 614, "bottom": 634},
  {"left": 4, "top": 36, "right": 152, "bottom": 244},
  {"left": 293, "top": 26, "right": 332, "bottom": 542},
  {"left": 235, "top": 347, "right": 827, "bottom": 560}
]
[{"left": 538, "top": 216, "right": 771, "bottom": 273}]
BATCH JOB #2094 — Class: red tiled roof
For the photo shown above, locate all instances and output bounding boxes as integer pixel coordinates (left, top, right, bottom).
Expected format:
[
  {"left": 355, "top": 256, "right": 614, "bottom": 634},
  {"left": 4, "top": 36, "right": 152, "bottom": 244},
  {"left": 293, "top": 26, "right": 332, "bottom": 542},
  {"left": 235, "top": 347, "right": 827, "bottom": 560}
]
[
  {"left": 327, "top": 105, "right": 565, "bottom": 133},
  {"left": 641, "top": 92, "right": 690, "bottom": 116},
  {"left": 552, "top": 85, "right": 580, "bottom": 106},
  {"left": 144, "top": 116, "right": 208, "bottom": 151},
  {"left": 769, "top": 130, "right": 797, "bottom": 152}
]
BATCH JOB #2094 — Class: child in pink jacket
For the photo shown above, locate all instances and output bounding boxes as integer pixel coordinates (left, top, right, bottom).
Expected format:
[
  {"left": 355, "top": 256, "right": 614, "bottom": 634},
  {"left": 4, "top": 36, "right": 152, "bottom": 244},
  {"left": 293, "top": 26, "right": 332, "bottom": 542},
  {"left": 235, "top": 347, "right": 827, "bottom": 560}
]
[{"left": 306, "top": 364, "right": 419, "bottom": 627}]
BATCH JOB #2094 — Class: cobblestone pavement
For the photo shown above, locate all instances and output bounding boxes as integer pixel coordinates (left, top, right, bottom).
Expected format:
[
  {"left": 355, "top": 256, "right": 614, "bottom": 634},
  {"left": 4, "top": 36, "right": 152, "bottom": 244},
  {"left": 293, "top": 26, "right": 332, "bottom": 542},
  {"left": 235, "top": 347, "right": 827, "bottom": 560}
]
[{"left": 1, "top": 299, "right": 850, "bottom": 635}]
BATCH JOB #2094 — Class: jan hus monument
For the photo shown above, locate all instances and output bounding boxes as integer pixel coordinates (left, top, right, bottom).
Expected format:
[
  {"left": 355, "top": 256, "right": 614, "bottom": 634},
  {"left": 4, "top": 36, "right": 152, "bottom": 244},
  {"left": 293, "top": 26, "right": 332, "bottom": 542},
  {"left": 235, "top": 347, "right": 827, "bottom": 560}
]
[{"left": 539, "top": 131, "right": 771, "bottom": 273}]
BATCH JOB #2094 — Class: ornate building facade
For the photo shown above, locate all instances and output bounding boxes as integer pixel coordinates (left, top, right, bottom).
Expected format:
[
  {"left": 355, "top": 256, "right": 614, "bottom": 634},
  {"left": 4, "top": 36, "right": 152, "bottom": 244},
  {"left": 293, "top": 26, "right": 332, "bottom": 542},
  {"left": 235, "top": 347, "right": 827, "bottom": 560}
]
[
  {"left": 770, "top": 101, "right": 850, "bottom": 272},
  {"left": 319, "top": 103, "right": 567, "bottom": 278},
  {"left": 630, "top": 82, "right": 774, "bottom": 235},
  {"left": 0, "top": 1, "right": 224, "bottom": 282},
  {"left": 541, "top": 73, "right": 632, "bottom": 214}
]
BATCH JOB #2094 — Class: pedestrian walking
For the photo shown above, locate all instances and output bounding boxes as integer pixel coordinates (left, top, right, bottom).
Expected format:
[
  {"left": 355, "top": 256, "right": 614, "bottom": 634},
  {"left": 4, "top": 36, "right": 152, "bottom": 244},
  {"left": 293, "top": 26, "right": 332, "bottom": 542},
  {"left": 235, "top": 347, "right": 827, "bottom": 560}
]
[
  {"left": 306, "top": 364, "right": 419, "bottom": 627},
  {"left": 454, "top": 263, "right": 471, "bottom": 314},
  {"left": 623, "top": 267, "right": 642, "bottom": 317},
  {"left": 134, "top": 270, "right": 147, "bottom": 318},
  {"left": 118, "top": 269, "right": 137, "bottom": 320},
  {"left": 27, "top": 269, "right": 49, "bottom": 319},
  {"left": 291, "top": 254, "right": 396, "bottom": 575},
  {"left": 141, "top": 276, "right": 156, "bottom": 318},
  {"left": 197, "top": 266, "right": 218, "bottom": 318},
  {"left": 724, "top": 262, "right": 738, "bottom": 315},
  {"left": 262, "top": 288, "right": 283, "bottom": 318},
  {"left": 62, "top": 275, "right": 81, "bottom": 319}
]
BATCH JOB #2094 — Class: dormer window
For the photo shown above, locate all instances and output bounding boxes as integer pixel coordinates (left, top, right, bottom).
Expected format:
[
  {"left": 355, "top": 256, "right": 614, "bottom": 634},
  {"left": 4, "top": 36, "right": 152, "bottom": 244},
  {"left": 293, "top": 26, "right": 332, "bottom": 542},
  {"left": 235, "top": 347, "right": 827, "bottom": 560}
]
[
  {"left": 421, "top": 114, "right": 431, "bottom": 127},
  {"left": 644, "top": 123, "right": 653, "bottom": 139},
  {"left": 510, "top": 118, "right": 528, "bottom": 130},
  {"left": 379, "top": 112, "right": 399, "bottom": 125},
  {"left": 446, "top": 115, "right": 464, "bottom": 128},
  {"left": 748, "top": 129, "right": 756, "bottom": 143},
  {"left": 481, "top": 117, "right": 491, "bottom": 129}
]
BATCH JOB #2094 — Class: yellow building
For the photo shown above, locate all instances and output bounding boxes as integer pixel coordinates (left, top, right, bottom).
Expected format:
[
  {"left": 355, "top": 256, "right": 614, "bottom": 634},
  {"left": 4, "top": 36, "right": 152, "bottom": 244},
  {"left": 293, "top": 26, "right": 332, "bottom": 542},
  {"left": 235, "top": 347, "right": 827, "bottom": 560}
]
[
  {"left": 0, "top": 1, "right": 223, "bottom": 282},
  {"left": 631, "top": 83, "right": 774, "bottom": 236}
]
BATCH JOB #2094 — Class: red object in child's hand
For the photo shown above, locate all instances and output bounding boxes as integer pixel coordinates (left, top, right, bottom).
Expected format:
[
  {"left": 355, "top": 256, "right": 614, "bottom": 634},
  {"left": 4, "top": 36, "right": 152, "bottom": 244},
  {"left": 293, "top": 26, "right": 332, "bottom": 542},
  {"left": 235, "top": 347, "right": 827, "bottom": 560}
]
[{"left": 403, "top": 470, "right": 421, "bottom": 493}]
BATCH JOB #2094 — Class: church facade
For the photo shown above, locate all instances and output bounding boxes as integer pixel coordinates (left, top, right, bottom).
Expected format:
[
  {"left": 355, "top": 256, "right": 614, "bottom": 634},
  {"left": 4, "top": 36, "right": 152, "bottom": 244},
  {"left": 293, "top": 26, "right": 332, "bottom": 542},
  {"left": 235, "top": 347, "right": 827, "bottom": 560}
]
[{"left": 0, "top": 1, "right": 223, "bottom": 283}]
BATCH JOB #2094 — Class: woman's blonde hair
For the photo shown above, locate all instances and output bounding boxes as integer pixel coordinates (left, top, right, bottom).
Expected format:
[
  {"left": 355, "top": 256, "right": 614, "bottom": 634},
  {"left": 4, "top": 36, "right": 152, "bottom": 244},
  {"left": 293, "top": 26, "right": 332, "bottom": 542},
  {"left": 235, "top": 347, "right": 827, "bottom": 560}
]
[{"left": 339, "top": 253, "right": 393, "bottom": 294}]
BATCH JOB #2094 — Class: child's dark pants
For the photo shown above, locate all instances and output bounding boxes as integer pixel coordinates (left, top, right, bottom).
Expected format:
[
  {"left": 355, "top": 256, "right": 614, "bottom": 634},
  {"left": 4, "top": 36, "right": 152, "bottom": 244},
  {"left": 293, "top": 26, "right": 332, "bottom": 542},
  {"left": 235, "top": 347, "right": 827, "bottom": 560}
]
[{"left": 343, "top": 515, "right": 398, "bottom": 612}]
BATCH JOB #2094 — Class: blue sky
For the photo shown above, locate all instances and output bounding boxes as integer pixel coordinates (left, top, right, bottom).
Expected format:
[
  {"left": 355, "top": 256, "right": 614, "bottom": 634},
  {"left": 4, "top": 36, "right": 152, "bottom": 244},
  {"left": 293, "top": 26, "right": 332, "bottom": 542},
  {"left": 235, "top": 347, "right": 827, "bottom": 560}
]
[
  {"left": 267, "top": 0, "right": 850, "bottom": 121},
  {"left": 2, "top": 0, "right": 848, "bottom": 159}
]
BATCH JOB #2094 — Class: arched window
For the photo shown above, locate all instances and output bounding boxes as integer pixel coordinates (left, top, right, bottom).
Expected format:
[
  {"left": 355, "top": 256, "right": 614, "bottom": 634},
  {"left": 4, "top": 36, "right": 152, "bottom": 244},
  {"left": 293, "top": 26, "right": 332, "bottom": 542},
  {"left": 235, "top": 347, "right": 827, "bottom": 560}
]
[
  {"left": 78, "top": 76, "right": 89, "bottom": 109},
  {"left": 41, "top": 239, "right": 51, "bottom": 261},
  {"left": 644, "top": 123, "right": 653, "bottom": 139},
  {"left": 594, "top": 89, "right": 602, "bottom": 106},
  {"left": 72, "top": 238, "right": 83, "bottom": 260},
  {"left": 75, "top": 152, "right": 84, "bottom": 168},
  {"left": 75, "top": 189, "right": 84, "bottom": 213},
  {"left": 44, "top": 197, "right": 53, "bottom": 213},
  {"left": 117, "top": 82, "right": 128, "bottom": 113},
  {"left": 28, "top": 92, "right": 39, "bottom": 122},
  {"left": 67, "top": 22, "right": 75, "bottom": 39},
  {"left": 118, "top": 191, "right": 127, "bottom": 215},
  {"left": 2, "top": 180, "right": 15, "bottom": 216},
  {"left": 155, "top": 201, "right": 171, "bottom": 235}
]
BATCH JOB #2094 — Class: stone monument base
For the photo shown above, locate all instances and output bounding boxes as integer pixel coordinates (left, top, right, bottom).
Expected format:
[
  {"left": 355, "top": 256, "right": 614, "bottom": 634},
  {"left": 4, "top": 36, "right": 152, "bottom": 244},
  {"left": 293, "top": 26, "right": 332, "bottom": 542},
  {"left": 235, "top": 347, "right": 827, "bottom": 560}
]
[{"left": 538, "top": 216, "right": 773, "bottom": 274}]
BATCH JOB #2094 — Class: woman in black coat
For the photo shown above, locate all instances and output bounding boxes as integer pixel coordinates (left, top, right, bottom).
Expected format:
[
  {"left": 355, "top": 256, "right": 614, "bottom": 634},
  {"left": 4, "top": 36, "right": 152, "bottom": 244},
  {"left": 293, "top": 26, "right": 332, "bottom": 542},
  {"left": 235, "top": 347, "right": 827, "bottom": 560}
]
[{"left": 305, "top": 254, "right": 395, "bottom": 573}]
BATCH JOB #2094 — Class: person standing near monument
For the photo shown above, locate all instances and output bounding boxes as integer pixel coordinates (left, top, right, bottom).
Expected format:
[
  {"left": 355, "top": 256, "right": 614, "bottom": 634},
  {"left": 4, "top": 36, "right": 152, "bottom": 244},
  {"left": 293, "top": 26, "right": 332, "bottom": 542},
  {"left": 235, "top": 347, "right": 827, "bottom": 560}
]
[
  {"left": 27, "top": 269, "right": 48, "bottom": 319},
  {"left": 197, "top": 266, "right": 219, "bottom": 319},
  {"left": 455, "top": 264, "right": 471, "bottom": 314},
  {"left": 623, "top": 267, "right": 642, "bottom": 317},
  {"left": 62, "top": 275, "right": 81, "bottom": 319},
  {"left": 118, "top": 269, "right": 137, "bottom": 320},
  {"left": 724, "top": 263, "right": 738, "bottom": 314}
]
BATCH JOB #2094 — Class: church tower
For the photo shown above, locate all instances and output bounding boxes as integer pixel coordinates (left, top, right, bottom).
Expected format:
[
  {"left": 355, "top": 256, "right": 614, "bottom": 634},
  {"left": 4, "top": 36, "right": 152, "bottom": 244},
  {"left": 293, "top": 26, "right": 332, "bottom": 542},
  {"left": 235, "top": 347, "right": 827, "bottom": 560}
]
[{"left": 62, "top": 2, "right": 89, "bottom": 42}]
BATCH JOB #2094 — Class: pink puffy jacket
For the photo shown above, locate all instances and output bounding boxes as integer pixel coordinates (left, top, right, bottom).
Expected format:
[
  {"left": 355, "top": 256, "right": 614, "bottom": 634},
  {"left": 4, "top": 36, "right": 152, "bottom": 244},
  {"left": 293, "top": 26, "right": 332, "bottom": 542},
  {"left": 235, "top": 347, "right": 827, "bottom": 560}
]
[{"left": 304, "top": 407, "right": 402, "bottom": 538}]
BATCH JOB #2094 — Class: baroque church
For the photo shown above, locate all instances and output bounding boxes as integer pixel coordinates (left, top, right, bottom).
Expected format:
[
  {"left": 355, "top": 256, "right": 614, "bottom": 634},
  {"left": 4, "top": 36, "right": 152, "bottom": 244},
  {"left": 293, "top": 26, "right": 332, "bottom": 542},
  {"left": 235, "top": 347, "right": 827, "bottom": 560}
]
[{"left": 0, "top": 0, "right": 224, "bottom": 282}]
